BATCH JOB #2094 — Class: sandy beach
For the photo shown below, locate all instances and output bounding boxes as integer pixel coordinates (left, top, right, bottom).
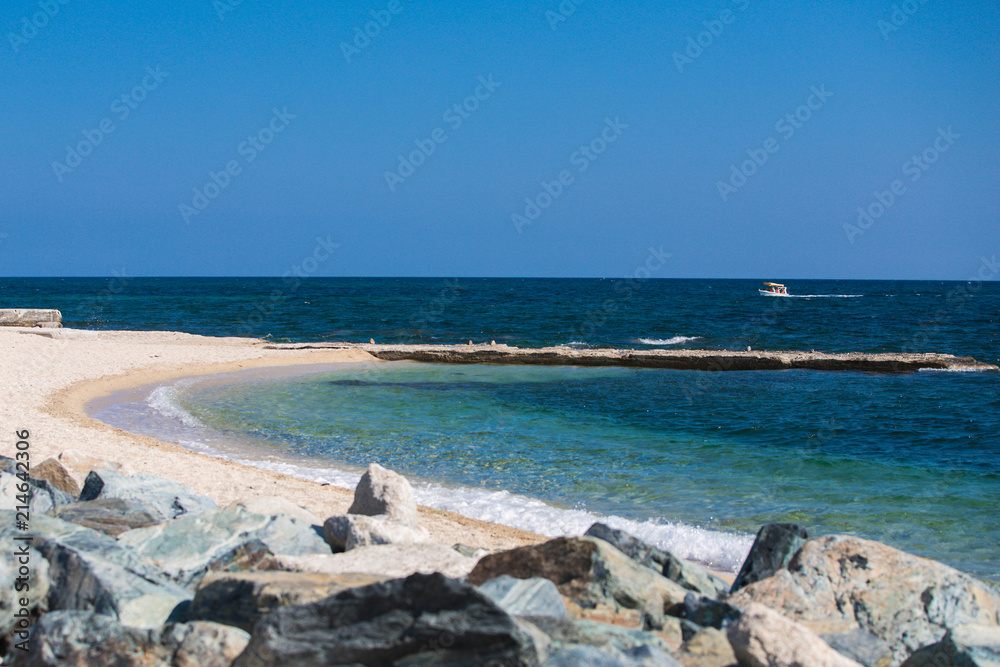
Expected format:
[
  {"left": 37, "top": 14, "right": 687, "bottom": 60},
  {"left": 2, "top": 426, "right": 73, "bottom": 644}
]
[{"left": 0, "top": 327, "right": 544, "bottom": 551}]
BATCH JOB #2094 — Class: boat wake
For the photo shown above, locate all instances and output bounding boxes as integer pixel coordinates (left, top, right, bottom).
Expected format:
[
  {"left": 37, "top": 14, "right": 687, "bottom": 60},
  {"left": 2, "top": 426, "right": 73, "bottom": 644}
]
[{"left": 764, "top": 293, "right": 862, "bottom": 298}]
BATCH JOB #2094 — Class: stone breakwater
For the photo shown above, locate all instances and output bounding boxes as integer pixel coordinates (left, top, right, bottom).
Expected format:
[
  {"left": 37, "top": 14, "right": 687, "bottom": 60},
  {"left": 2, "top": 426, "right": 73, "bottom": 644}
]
[
  {"left": 3, "top": 454, "right": 1000, "bottom": 666},
  {"left": 264, "top": 342, "right": 1000, "bottom": 372}
]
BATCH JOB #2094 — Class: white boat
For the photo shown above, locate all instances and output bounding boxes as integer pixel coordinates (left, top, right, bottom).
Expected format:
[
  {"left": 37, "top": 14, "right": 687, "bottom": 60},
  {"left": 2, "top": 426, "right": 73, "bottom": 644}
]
[{"left": 759, "top": 282, "right": 788, "bottom": 296}]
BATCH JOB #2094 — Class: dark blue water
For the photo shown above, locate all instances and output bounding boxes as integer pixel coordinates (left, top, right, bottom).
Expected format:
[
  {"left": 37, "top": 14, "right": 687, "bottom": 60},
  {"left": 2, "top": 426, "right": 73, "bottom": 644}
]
[{"left": 10, "top": 277, "right": 997, "bottom": 577}]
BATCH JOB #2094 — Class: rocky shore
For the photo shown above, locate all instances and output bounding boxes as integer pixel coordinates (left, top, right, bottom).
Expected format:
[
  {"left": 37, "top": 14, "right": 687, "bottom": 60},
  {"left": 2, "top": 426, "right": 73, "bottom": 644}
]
[
  {"left": 3, "top": 456, "right": 998, "bottom": 666},
  {"left": 264, "top": 342, "right": 1000, "bottom": 373}
]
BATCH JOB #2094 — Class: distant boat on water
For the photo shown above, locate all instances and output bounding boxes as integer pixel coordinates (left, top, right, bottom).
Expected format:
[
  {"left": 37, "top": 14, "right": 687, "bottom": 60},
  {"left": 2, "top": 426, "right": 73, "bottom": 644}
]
[{"left": 759, "top": 282, "right": 789, "bottom": 296}]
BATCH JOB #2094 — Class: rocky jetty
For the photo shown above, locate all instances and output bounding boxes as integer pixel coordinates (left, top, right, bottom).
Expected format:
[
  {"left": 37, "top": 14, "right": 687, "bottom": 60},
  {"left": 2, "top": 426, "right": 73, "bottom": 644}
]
[
  {"left": 3, "top": 455, "right": 999, "bottom": 666},
  {"left": 264, "top": 342, "right": 1000, "bottom": 372},
  {"left": 0, "top": 309, "right": 62, "bottom": 328}
]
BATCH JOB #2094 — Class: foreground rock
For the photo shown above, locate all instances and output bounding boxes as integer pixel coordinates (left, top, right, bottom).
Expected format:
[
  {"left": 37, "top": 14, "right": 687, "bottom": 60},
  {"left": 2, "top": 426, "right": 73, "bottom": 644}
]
[
  {"left": 901, "top": 623, "right": 1000, "bottom": 667},
  {"left": 233, "top": 572, "right": 541, "bottom": 666},
  {"left": 273, "top": 543, "right": 479, "bottom": 579},
  {"left": 116, "top": 506, "right": 331, "bottom": 589},
  {"left": 727, "top": 602, "right": 864, "bottom": 667},
  {"left": 347, "top": 462, "right": 420, "bottom": 525},
  {"left": 524, "top": 615, "right": 679, "bottom": 663},
  {"left": 585, "top": 523, "right": 728, "bottom": 598},
  {"left": 11, "top": 610, "right": 248, "bottom": 667},
  {"left": 467, "top": 536, "right": 689, "bottom": 631},
  {"left": 0, "top": 309, "right": 61, "bottom": 327},
  {"left": 79, "top": 469, "right": 217, "bottom": 521},
  {"left": 730, "top": 523, "right": 809, "bottom": 593},
  {"left": 729, "top": 535, "right": 1000, "bottom": 665},
  {"left": 188, "top": 571, "right": 391, "bottom": 632}
]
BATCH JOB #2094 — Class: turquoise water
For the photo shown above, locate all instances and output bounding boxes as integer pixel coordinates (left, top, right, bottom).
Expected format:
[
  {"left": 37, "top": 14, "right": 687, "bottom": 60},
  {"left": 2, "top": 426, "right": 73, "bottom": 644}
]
[{"left": 24, "top": 276, "right": 994, "bottom": 577}]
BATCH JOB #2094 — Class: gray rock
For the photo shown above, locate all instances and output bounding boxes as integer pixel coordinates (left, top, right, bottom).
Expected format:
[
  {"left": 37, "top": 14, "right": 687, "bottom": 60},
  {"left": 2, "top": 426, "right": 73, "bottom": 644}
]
[
  {"left": 188, "top": 571, "right": 391, "bottom": 632},
  {"left": 585, "top": 523, "right": 728, "bottom": 598},
  {"left": 681, "top": 592, "right": 741, "bottom": 630},
  {"left": 901, "top": 624, "right": 1000, "bottom": 667},
  {"left": 116, "top": 506, "right": 331, "bottom": 590},
  {"left": 0, "top": 467, "right": 75, "bottom": 516},
  {"left": 727, "top": 602, "right": 864, "bottom": 667},
  {"left": 823, "top": 628, "right": 894, "bottom": 667},
  {"left": 34, "top": 537, "right": 191, "bottom": 629},
  {"left": 272, "top": 542, "right": 480, "bottom": 579},
  {"left": 728, "top": 535, "right": 1000, "bottom": 666},
  {"left": 322, "top": 513, "right": 431, "bottom": 552},
  {"left": 9, "top": 610, "right": 249, "bottom": 667},
  {"left": 467, "top": 536, "right": 689, "bottom": 631},
  {"left": 478, "top": 575, "right": 567, "bottom": 618},
  {"left": 347, "top": 462, "right": 420, "bottom": 525},
  {"left": 233, "top": 572, "right": 542, "bottom": 666},
  {"left": 49, "top": 498, "right": 160, "bottom": 537},
  {"left": 730, "top": 522, "right": 808, "bottom": 593},
  {"left": 542, "top": 643, "right": 681, "bottom": 666},
  {"left": 79, "top": 469, "right": 217, "bottom": 521},
  {"left": 523, "top": 615, "right": 677, "bottom": 657}
]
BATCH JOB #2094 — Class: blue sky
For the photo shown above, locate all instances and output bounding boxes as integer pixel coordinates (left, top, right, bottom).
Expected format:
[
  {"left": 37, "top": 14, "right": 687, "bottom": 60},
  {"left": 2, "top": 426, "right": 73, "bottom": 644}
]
[{"left": 1, "top": 0, "right": 997, "bottom": 278}]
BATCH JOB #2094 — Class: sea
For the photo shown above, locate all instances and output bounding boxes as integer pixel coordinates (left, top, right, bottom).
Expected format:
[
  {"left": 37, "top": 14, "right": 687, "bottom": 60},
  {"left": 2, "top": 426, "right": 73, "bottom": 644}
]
[{"left": 4, "top": 277, "right": 998, "bottom": 579}]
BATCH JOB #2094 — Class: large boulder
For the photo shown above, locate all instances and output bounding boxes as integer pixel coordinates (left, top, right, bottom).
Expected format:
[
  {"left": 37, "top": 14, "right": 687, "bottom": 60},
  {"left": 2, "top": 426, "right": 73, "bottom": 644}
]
[
  {"left": 478, "top": 575, "right": 567, "bottom": 618},
  {"left": 188, "top": 571, "right": 391, "bottom": 632},
  {"left": 727, "top": 602, "right": 864, "bottom": 667},
  {"left": 467, "top": 536, "right": 689, "bottom": 631},
  {"left": 675, "top": 626, "right": 739, "bottom": 667},
  {"left": 347, "top": 462, "right": 420, "bottom": 525},
  {"left": 322, "top": 513, "right": 431, "bottom": 552},
  {"left": 1, "top": 546, "right": 49, "bottom": 657},
  {"left": 79, "top": 469, "right": 216, "bottom": 521},
  {"left": 729, "top": 535, "right": 1000, "bottom": 666},
  {"left": 49, "top": 498, "right": 160, "bottom": 537},
  {"left": 33, "top": 537, "right": 191, "bottom": 629},
  {"left": 9, "top": 610, "right": 249, "bottom": 667},
  {"left": 822, "top": 628, "right": 893, "bottom": 667},
  {"left": 273, "top": 543, "right": 480, "bottom": 579},
  {"left": 730, "top": 523, "right": 809, "bottom": 593},
  {"left": 585, "top": 523, "right": 728, "bottom": 598},
  {"left": 901, "top": 624, "right": 1000, "bottom": 667},
  {"left": 116, "top": 506, "right": 331, "bottom": 590},
  {"left": 541, "top": 643, "right": 680, "bottom": 666},
  {"left": 233, "top": 572, "right": 542, "bottom": 666}
]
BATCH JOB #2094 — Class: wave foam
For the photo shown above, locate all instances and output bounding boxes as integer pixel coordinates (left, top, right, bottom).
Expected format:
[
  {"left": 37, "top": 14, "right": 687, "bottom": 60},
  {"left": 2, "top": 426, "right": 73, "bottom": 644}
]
[
  {"left": 225, "top": 457, "right": 753, "bottom": 573},
  {"left": 639, "top": 336, "right": 701, "bottom": 345},
  {"left": 146, "top": 386, "right": 204, "bottom": 427}
]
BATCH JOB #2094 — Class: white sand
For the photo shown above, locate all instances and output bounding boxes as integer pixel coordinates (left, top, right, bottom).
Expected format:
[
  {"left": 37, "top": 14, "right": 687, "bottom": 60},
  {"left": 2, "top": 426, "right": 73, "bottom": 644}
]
[{"left": 0, "top": 327, "right": 543, "bottom": 550}]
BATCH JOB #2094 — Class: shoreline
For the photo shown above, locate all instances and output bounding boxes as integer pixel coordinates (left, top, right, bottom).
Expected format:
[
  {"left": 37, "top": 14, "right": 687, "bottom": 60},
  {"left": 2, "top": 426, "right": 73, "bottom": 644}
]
[{"left": 0, "top": 327, "right": 545, "bottom": 551}]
